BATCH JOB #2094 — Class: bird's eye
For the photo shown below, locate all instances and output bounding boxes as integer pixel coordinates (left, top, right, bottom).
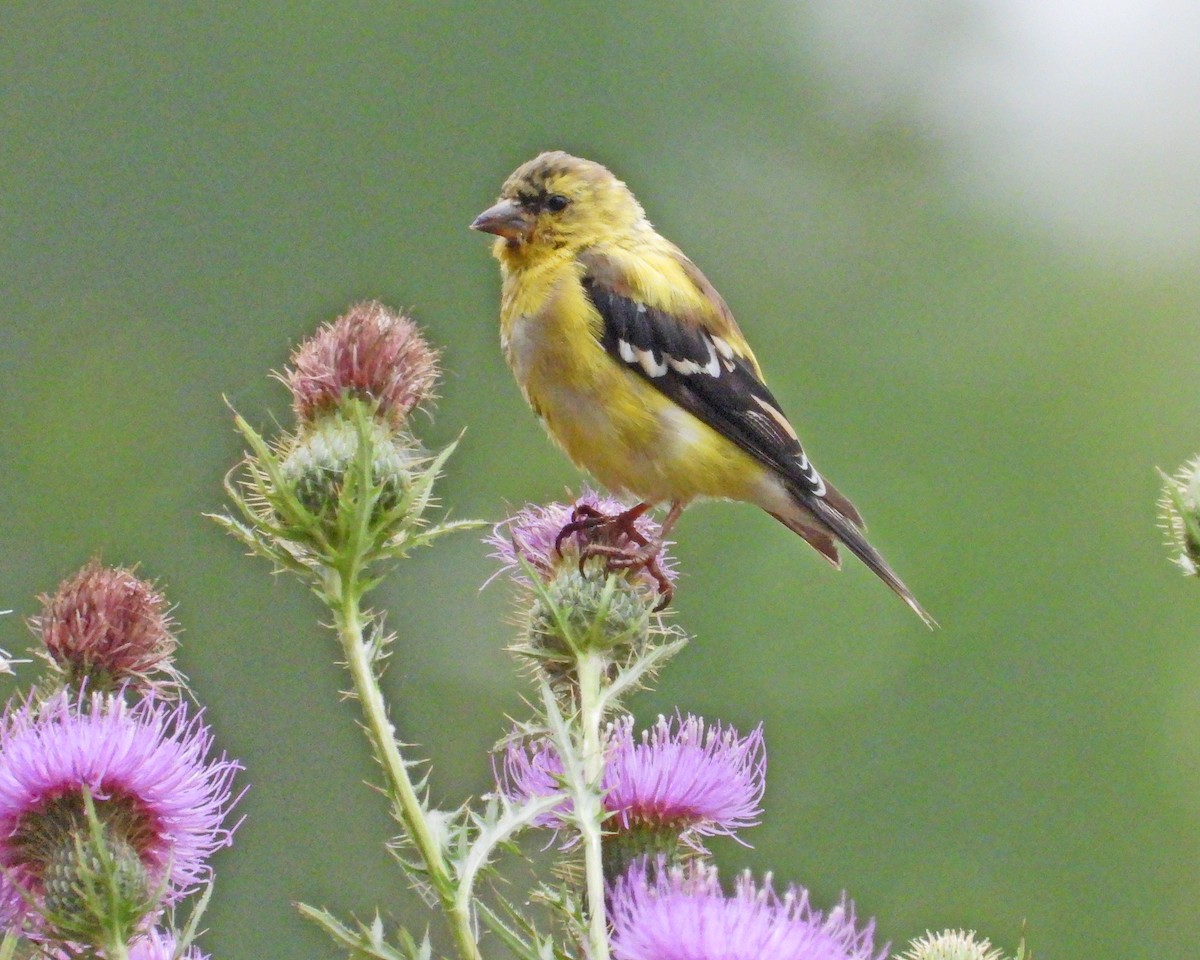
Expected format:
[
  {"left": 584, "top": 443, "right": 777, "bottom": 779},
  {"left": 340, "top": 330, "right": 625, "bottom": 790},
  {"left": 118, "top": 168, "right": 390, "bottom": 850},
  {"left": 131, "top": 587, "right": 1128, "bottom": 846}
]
[{"left": 545, "top": 194, "right": 570, "bottom": 213}]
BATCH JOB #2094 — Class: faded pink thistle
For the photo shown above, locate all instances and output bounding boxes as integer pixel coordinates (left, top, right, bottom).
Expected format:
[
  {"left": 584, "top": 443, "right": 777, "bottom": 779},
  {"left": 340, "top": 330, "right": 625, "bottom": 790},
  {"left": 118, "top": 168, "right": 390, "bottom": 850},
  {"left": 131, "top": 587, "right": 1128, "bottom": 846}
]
[
  {"left": 609, "top": 860, "right": 885, "bottom": 960},
  {"left": 46, "top": 929, "right": 208, "bottom": 960},
  {"left": 283, "top": 300, "right": 439, "bottom": 429},
  {"left": 128, "top": 928, "right": 208, "bottom": 960},
  {"left": 499, "top": 713, "right": 764, "bottom": 846},
  {"left": 486, "top": 490, "right": 677, "bottom": 592},
  {"left": 32, "top": 561, "right": 180, "bottom": 693},
  {"left": 0, "top": 692, "right": 242, "bottom": 929}
]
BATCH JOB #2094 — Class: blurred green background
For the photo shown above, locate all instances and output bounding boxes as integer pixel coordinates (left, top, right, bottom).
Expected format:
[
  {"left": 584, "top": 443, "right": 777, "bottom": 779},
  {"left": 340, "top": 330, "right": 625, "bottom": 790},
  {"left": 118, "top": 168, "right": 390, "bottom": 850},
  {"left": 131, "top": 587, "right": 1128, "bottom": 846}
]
[{"left": 3, "top": 3, "right": 1198, "bottom": 957}]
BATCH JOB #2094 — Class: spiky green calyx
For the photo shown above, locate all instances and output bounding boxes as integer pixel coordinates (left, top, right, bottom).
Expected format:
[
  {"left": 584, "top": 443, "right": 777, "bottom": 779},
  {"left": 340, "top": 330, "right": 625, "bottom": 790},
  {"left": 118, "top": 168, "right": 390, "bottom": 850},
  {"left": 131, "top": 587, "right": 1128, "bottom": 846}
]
[
  {"left": 17, "top": 791, "right": 158, "bottom": 946},
  {"left": 601, "top": 823, "right": 686, "bottom": 885},
  {"left": 524, "top": 568, "right": 651, "bottom": 665},
  {"left": 280, "top": 412, "right": 423, "bottom": 523}
]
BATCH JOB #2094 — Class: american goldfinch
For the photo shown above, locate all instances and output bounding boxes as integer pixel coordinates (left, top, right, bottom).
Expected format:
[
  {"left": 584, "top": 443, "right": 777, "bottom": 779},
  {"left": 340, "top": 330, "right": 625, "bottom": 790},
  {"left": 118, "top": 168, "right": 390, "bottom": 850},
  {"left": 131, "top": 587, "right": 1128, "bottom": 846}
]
[{"left": 472, "top": 151, "right": 933, "bottom": 625}]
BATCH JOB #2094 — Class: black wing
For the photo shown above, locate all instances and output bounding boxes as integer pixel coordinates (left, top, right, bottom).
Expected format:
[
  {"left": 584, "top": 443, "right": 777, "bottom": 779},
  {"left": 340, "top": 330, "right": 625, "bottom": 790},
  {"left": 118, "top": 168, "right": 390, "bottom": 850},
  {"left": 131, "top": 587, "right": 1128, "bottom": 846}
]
[{"left": 583, "top": 274, "right": 830, "bottom": 502}]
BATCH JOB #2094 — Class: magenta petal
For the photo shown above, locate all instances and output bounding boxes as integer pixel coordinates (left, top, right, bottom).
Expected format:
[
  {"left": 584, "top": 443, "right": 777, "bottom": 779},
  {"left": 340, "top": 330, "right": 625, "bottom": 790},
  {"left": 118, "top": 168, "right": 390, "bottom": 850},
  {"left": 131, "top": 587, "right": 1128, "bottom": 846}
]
[{"left": 610, "top": 860, "right": 885, "bottom": 960}]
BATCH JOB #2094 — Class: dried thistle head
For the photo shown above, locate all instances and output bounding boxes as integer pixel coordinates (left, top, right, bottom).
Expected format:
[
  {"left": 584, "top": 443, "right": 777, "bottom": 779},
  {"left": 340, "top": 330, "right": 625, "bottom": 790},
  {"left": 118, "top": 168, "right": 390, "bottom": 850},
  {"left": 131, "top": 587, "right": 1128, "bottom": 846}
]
[
  {"left": 31, "top": 560, "right": 181, "bottom": 694},
  {"left": 283, "top": 300, "right": 439, "bottom": 430}
]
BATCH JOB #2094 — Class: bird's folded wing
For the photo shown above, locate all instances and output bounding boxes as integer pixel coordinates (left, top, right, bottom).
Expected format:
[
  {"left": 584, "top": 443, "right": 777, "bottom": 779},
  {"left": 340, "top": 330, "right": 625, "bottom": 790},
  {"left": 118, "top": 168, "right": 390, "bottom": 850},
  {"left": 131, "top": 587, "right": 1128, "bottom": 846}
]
[{"left": 580, "top": 251, "right": 853, "bottom": 520}]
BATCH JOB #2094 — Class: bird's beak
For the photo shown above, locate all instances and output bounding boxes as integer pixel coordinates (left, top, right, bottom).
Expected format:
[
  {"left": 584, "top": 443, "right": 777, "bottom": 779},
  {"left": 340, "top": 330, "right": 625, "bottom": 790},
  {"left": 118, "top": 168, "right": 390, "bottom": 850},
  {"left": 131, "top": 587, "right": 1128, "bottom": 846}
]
[{"left": 470, "top": 198, "right": 533, "bottom": 243}]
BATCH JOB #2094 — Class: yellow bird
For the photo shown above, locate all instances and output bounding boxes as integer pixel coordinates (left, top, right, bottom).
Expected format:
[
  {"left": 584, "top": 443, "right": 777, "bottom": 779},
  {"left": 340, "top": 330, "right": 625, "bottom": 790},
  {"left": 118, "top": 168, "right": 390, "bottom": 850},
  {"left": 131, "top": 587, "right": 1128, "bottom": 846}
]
[{"left": 472, "top": 151, "right": 933, "bottom": 625}]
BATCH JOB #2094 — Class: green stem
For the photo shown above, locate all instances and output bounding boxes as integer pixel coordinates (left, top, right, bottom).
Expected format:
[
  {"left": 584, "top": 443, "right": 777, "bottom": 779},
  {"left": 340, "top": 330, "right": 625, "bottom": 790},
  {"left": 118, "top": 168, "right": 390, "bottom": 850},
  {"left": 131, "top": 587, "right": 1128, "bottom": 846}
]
[
  {"left": 101, "top": 932, "right": 130, "bottom": 960},
  {"left": 575, "top": 651, "right": 611, "bottom": 960},
  {"left": 329, "top": 566, "right": 482, "bottom": 960}
]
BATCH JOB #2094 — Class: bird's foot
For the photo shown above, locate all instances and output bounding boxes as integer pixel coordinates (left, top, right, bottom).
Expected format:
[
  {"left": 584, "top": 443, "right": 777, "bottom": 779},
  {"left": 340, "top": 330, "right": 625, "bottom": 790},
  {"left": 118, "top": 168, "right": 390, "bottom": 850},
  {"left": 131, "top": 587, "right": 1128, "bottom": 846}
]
[
  {"left": 554, "top": 502, "right": 673, "bottom": 610},
  {"left": 582, "top": 540, "right": 674, "bottom": 611}
]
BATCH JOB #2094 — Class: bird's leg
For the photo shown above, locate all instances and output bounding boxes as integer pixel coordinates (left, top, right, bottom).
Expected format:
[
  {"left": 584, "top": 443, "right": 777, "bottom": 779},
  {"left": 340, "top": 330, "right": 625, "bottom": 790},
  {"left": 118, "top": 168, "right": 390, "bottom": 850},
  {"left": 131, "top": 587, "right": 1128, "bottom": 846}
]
[
  {"left": 568, "top": 502, "right": 684, "bottom": 611},
  {"left": 555, "top": 501, "right": 653, "bottom": 557},
  {"left": 556, "top": 501, "right": 657, "bottom": 568}
]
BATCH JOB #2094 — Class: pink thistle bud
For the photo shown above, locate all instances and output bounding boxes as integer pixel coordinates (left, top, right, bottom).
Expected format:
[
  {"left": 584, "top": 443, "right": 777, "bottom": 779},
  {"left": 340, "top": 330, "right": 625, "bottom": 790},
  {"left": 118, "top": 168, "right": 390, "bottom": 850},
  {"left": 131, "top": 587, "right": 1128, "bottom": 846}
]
[
  {"left": 32, "top": 561, "right": 180, "bottom": 694},
  {"left": 283, "top": 300, "right": 439, "bottom": 429}
]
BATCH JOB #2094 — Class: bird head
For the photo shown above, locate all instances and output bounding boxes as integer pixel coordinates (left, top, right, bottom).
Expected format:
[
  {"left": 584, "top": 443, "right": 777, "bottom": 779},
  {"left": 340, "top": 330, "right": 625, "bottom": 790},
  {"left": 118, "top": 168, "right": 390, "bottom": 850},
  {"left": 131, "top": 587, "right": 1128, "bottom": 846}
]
[{"left": 471, "top": 151, "right": 645, "bottom": 257}]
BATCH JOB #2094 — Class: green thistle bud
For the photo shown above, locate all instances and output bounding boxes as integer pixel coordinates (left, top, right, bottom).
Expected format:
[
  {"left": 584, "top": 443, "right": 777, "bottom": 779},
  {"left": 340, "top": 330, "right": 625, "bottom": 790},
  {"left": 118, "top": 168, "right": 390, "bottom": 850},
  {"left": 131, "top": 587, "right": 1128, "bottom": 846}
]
[
  {"left": 525, "top": 566, "right": 651, "bottom": 664},
  {"left": 1158, "top": 455, "right": 1200, "bottom": 575},
  {"left": 280, "top": 411, "right": 424, "bottom": 523}
]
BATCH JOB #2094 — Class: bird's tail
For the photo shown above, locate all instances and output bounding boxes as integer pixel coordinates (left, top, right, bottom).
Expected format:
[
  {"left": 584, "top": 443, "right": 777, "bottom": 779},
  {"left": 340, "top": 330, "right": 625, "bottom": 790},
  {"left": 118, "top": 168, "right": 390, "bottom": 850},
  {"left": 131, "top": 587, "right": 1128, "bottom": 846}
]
[{"left": 773, "top": 495, "right": 937, "bottom": 629}]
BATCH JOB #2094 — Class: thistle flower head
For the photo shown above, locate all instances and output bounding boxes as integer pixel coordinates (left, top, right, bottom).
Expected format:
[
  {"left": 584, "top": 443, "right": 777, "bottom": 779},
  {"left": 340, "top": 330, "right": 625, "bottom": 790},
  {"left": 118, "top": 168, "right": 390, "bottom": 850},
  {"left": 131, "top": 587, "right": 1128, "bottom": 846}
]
[
  {"left": 1158, "top": 455, "right": 1200, "bottom": 575},
  {"left": 609, "top": 860, "right": 885, "bottom": 960},
  {"left": 0, "top": 693, "right": 242, "bottom": 938},
  {"left": 500, "top": 713, "right": 764, "bottom": 867},
  {"left": 217, "top": 305, "right": 465, "bottom": 576},
  {"left": 283, "top": 300, "right": 439, "bottom": 430},
  {"left": 895, "top": 930, "right": 1008, "bottom": 960},
  {"left": 486, "top": 490, "right": 676, "bottom": 592},
  {"left": 31, "top": 561, "right": 180, "bottom": 695},
  {"left": 487, "top": 492, "right": 679, "bottom": 664},
  {"left": 603, "top": 714, "right": 765, "bottom": 837}
]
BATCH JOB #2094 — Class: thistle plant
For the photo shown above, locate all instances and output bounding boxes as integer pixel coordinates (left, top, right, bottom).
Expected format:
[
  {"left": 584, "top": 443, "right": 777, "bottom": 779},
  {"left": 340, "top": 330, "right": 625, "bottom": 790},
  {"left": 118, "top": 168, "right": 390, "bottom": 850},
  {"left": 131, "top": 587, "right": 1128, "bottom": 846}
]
[
  {"left": 206, "top": 299, "right": 1023, "bottom": 960},
  {"left": 214, "top": 301, "right": 491, "bottom": 960},
  {"left": 0, "top": 563, "right": 241, "bottom": 959}
]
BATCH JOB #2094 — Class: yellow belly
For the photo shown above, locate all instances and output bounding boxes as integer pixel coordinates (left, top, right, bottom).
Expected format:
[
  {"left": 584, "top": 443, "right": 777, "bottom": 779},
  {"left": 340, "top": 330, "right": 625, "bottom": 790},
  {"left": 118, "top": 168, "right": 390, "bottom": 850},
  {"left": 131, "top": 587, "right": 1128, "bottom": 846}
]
[{"left": 506, "top": 310, "right": 767, "bottom": 504}]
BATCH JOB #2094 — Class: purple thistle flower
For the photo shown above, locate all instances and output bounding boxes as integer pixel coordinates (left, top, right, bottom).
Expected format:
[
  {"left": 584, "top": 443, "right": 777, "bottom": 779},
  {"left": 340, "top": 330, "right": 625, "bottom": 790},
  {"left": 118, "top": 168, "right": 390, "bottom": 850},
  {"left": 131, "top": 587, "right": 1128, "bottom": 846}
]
[
  {"left": 609, "top": 860, "right": 885, "bottom": 960},
  {"left": 0, "top": 692, "right": 242, "bottom": 930},
  {"left": 485, "top": 489, "right": 677, "bottom": 592},
  {"left": 500, "top": 714, "right": 764, "bottom": 846}
]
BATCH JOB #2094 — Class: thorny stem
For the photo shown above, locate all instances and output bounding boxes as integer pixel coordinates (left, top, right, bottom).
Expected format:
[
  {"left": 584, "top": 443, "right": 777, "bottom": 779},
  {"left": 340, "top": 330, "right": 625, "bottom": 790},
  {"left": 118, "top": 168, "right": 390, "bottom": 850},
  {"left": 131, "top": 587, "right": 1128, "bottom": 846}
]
[
  {"left": 328, "top": 563, "right": 482, "bottom": 960},
  {"left": 575, "top": 651, "right": 611, "bottom": 960}
]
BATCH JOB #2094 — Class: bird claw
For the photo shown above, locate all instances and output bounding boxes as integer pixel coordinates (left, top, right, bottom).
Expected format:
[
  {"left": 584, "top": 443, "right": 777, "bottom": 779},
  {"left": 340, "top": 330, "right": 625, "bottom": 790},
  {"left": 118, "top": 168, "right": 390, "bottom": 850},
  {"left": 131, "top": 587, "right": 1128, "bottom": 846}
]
[
  {"left": 553, "top": 504, "right": 608, "bottom": 557},
  {"left": 554, "top": 502, "right": 672, "bottom": 610}
]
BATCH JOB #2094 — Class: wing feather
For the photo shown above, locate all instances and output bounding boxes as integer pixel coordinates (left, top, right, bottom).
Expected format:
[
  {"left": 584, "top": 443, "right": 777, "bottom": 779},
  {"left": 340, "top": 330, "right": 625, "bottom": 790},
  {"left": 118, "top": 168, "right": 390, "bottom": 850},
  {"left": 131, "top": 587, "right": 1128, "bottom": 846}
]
[{"left": 579, "top": 249, "right": 862, "bottom": 527}]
